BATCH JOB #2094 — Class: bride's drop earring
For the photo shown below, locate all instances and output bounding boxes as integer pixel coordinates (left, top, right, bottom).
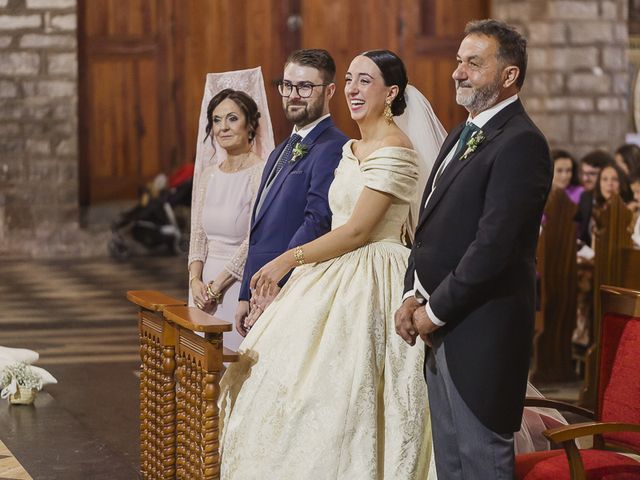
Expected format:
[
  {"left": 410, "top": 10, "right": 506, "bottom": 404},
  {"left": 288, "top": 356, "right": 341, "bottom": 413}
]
[{"left": 383, "top": 101, "right": 393, "bottom": 124}]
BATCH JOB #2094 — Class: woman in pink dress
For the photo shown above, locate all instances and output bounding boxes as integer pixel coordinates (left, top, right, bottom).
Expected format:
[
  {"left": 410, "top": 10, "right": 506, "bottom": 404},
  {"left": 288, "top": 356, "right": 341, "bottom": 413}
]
[{"left": 188, "top": 68, "right": 274, "bottom": 351}]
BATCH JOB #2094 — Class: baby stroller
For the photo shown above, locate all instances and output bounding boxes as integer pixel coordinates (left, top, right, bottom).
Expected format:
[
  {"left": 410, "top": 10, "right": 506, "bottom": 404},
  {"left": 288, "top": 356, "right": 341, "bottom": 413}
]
[{"left": 108, "top": 165, "right": 193, "bottom": 260}]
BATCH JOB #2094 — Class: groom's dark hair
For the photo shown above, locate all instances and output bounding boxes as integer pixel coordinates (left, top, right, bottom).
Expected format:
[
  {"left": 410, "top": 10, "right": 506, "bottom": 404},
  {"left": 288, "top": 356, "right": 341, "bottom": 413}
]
[
  {"left": 285, "top": 49, "right": 336, "bottom": 83},
  {"left": 465, "top": 19, "right": 528, "bottom": 89}
]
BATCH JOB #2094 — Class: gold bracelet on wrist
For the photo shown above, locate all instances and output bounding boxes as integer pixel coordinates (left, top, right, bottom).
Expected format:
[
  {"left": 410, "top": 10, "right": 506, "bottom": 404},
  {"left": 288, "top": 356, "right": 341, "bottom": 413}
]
[
  {"left": 293, "top": 246, "right": 305, "bottom": 266},
  {"left": 189, "top": 274, "right": 199, "bottom": 286},
  {"left": 206, "top": 282, "right": 222, "bottom": 303}
]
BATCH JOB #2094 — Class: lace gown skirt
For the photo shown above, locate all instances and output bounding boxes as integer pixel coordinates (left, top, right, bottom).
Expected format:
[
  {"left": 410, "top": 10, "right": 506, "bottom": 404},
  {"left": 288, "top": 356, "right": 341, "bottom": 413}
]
[{"left": 219, "top": 241, "right": 435, "bottom": 479}]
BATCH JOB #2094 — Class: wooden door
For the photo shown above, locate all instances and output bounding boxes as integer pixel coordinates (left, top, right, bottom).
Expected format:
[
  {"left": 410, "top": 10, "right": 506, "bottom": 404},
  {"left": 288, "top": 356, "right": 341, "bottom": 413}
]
[
  {"left": 79, "top": 0, "right": 294, "bottom": 204},
  {"left": 300, "top": 0, "right": 402, "bottom": 139},
  {"left": 78, "top": 0, "right": 488, "bottom": 204},
  {"left": 78, "top": 0, "right": 174, "bottom": 205},
  {"left": 299, "top": 0, "right": 488, "bottom": 136},
  {"left": 400, "top": 0, "right": 489, "bottom": 132},
  {"left": 170, "top": 0, "right": 296, "bottom": 158}
]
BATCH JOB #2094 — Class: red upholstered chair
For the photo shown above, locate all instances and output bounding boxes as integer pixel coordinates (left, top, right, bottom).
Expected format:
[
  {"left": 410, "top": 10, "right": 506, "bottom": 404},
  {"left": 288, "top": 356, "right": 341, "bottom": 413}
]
[{"left": 516, "top": 285, "right": 640, "bottom": 480}]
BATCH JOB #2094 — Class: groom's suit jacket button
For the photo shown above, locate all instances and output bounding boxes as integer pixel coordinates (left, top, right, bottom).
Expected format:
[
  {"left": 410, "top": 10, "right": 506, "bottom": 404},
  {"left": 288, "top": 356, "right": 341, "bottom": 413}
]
[{"left": 416, "top": 241, "right": 422, "bottom": 248}]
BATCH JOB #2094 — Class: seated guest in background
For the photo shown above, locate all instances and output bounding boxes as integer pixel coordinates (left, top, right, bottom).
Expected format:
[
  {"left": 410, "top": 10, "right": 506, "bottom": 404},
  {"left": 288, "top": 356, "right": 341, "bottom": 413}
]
[
  {"left": 594, "top": 162, "right": 632, "bottom": 208},
  {"left": 614, "top": 143, "right": 640, "bottom": 178},
  {"left": 580, "top": 150, "right": 611, "bottom": 192},
  {"left": 188, "top": 70, "right": 275, "bottom": 351},
  {"left": 575, "top": 150, "right": 614, "bottom": 247},
  {"left": 629, "top": 173, "right": 640, "bottom": 211},
  {"left": 574, "top": 156, "right": 627, "bottom": 350},
  {"left": 552, "top": 149, "right": 583, "bottom": 204},
  {"left": 630, "top": 174, "right": 640, "bottom": 247}
]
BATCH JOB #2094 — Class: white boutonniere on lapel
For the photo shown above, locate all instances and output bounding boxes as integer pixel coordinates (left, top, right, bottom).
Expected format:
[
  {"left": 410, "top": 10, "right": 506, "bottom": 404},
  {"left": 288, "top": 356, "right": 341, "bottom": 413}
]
[
  {"left": 290, "top": 142, "right": 308, "bottom": 164},
  {"left": 460, "top": 130, "right": 486, "bottom": 160}
]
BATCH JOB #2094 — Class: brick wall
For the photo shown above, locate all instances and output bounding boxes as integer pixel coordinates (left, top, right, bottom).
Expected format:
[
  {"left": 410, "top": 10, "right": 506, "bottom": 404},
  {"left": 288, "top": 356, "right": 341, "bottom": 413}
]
[
  {"left": 0, "top": 0, "right": 86, "bottom": 256},
  {"left": 493, "top": 0, "right": 630, "bottom": 157}
]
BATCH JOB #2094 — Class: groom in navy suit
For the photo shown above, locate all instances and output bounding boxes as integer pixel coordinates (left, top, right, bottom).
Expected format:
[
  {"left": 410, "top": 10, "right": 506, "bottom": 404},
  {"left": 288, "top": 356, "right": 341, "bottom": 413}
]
[{"left": 236, "top": 49, "right": 347, "bottom": 335}]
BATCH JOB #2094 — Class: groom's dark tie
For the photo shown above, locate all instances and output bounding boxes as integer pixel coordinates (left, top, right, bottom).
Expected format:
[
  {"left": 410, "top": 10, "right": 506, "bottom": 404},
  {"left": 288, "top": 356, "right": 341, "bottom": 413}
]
[
  {"left": 268, "top": 133, "right": 302, "bottom": 185},
  {"left": 433, "top": 121, "right": 479, "bottom": 186}
]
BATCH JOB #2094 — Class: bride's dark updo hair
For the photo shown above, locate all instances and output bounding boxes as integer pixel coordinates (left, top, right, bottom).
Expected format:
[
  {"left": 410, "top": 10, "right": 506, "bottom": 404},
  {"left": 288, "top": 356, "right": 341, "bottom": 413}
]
[
  {"left": 204, "top": 88, "right": 261, "bottom": 145},
  {"left": 362, "top": 49, "right": 408, "bottom": 116}
]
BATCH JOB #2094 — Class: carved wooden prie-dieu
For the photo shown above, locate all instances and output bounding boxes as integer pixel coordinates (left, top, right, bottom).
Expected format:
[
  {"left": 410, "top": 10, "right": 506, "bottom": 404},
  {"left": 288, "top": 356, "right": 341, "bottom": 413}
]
[{"left": 127, "top": 291, "right": 238, "bottom": 480}]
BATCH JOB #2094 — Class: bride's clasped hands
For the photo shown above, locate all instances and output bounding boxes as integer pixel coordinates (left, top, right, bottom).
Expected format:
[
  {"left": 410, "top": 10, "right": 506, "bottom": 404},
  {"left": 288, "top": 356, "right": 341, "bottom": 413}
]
[{"left": 250, "top": 252, "right": 294, "bottom": 297}]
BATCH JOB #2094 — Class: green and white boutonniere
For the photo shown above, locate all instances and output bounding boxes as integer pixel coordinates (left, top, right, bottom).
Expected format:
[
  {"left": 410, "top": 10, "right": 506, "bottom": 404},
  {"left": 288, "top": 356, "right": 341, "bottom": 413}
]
[
  {"left": 460, "top": 130, "right": 486, "bottom": 160},
  {"left": 290, "top": 142, "right": 308, "bottom": 164}
]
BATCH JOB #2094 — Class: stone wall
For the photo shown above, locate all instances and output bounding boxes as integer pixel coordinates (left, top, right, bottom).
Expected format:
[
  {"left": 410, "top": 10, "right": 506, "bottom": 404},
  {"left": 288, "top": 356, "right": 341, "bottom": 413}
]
[
  {"left": 0, "top": 0, "right": 90, "bottom": 256},
  {"left": 493, "top": 0, "right": 630, "bottom": 158}
]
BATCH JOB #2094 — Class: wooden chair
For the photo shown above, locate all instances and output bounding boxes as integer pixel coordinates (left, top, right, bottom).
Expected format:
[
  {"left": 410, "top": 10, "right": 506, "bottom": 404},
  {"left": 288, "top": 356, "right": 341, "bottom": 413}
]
[{"left": 516, "top": 285, "right": 640, "bottom": 480}]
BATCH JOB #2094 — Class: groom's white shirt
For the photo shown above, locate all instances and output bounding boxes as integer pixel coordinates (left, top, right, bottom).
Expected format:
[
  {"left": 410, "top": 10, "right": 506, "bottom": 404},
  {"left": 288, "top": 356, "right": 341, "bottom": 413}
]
[{"left": 406, "top": 94, "right": 519, "bottom": 326}]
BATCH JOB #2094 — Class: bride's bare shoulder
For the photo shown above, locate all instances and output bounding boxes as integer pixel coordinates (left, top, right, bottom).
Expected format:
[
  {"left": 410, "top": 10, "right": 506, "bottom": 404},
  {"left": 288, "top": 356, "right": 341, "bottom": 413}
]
[{"left": 380, "top": 130, "right": 413, "bottom": 150}]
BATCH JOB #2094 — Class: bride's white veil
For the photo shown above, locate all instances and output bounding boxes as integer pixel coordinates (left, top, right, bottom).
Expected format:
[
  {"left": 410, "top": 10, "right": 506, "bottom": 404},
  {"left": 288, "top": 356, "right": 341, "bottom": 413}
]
[
  {"left": 192, "top": 66, "right": 275, "bottom": 191},
  {"left": 394, "top": 85, "right": 447, "bottom": 242}
]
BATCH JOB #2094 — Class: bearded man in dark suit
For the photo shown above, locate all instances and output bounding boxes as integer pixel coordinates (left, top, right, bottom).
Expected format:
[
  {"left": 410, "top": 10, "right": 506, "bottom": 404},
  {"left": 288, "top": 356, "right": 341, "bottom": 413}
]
[{"left": 395, "top": 19, "right": 552, "bottom": 479}]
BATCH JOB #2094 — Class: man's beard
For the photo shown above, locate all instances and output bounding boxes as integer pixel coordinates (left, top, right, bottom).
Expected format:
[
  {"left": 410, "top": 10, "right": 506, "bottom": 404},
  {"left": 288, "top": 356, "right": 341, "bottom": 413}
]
[
  {"left": 455, "top": 74, "right": 501, "bottom": 114},
  {"left": 284, "top": 95, "right": 324, "bottom": 126}
]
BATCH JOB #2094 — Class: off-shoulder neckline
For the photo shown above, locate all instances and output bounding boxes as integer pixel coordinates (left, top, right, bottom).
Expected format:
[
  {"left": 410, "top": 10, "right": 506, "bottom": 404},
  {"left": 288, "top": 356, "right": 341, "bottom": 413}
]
[{"left": 344, "top": 139, "right": 417, "bottom": 164}]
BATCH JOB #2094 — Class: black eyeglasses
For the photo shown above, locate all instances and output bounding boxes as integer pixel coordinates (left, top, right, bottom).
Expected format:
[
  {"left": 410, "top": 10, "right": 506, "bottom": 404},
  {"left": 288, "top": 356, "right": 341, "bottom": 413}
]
[{"left": 277, "top": 81, "right": 329, "bottom": 98}]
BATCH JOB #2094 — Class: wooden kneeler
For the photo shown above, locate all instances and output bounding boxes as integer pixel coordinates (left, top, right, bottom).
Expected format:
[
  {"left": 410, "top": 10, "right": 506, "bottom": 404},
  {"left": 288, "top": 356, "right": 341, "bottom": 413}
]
[
  {"left": 128, "top": 290, "right": 185, "bottom": 480},
  {"left": 127, "top": 290, "right": 239, "bottom": 480},
  {"left": 163, "top": 306, "right": 237, "bottom": 480}
]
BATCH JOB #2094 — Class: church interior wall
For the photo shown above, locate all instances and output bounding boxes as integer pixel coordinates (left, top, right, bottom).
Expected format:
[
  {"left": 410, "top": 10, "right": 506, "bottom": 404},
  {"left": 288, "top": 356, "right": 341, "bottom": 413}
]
[{"left": 0, "top": 0, "right": 635, "bottom": 256}]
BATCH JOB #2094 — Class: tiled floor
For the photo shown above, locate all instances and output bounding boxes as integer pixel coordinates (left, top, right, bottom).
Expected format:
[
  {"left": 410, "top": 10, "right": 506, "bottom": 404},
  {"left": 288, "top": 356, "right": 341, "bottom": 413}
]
[
  {"left": 0, "top": 254, "right": 188, "bottom": 480},
  {"left": 0, "top": 440, "right": 32, "bottom": 480}
]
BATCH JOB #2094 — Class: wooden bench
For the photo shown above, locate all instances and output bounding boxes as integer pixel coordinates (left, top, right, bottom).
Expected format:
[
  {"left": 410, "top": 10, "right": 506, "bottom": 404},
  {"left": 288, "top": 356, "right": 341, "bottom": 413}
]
[{"left": 531, "top": 187, "right": 578, "bottom": 383}]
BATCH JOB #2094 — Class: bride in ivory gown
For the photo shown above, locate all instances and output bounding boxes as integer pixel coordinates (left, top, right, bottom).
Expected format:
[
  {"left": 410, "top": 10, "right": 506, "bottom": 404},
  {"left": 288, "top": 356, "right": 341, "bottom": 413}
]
[{"left": 218, "top": 50, "right": 444, "bottom": 479}]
